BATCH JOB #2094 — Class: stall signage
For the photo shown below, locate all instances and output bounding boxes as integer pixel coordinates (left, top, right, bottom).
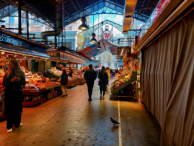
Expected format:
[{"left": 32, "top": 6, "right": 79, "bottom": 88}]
[
  {"left": 0, "top": 34, "right": 22, "bottom": 47},
  {"left": 0, "top": 32, "right": 47, "bottom": 53}
]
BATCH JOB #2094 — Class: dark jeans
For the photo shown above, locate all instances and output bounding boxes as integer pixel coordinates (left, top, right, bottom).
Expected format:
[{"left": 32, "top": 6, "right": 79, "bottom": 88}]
[
  {"left": 7, "top": 112, "right": 22, "bottom": 129},
  {"left": 87, "top": 82, "right": 94, "bottom": 99},
  {"left": 100, "top": 84, "right": 106, "bottom": 96}
]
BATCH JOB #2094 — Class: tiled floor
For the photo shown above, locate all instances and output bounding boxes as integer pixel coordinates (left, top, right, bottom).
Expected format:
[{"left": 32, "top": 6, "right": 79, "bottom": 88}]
[{"left": 0, "top": 80, "right": 160, "bottom": 146}]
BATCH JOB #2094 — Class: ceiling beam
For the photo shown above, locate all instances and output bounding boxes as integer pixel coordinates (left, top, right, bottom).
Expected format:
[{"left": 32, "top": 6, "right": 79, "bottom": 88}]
[
  {"left": 69, "top": 0, "right": 79, "bottom": 12},
  {"left": 135, "top": 7, "right": 155, "bottom": 10},
  {"left": 122, "top": 0, "right": 137, "bottom": 33}
]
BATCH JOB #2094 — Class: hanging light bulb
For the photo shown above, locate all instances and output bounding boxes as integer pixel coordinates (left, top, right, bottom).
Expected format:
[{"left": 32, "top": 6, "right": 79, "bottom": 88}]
[
  {"left": 1, "top": 25, "right": 5, "bottom": 29},
  {"left": 78, "top": 17, "right": 89, "bottom": 30},
  {"left": 90, "top": 33, "right": 97, "bottom": 43},
  {"left": 78, "top": 0, "right": 89, "bottom": 30},
  {"left": 97, "top": 42, "right": 101, "bottom": 49},
  {"left": 90, "top": 0, "right": 97, "bottom": 43},
  {"left": 118, "top": 39, "right": 120, "bottom": 45},
  {"left": 32, "top": 36, "right": 35, "bottom": 41},
  {"left": 1, "top": 51, "right": 5, "bottom": 55}
]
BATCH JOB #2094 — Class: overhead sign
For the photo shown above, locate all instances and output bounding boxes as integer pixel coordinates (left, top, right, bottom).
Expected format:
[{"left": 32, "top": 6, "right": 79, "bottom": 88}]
[
  {"left": 0, "top": 34, "right": 22, "bottom": 47},
  {"left": 0, "top": 32, "right": 47, "bottom": 53}
]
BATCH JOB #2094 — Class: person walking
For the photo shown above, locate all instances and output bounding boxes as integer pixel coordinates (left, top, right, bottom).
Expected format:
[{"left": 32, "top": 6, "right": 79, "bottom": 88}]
[
  {"left": 98, "top": 66, "right": 108, "bottom": 99},
  {"left": 68, "top": 68, "right": 73, "bottom": 77},
  {"left": 106, "top": 67, "right": 110, "bottom": 86},
  {"left": 84, "top": 64, "right": 97, "bottom": 101},
  {"left": 3, "top": 60, "right": 26, "bottom": 133},
  {"left": 61, "top": 70, "right": 68, "bottom": 97}
]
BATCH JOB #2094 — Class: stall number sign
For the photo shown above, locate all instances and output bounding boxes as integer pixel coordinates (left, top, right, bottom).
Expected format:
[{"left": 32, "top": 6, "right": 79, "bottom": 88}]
[{"left": 0, "top": 34, "right": 22, "bottom": 47}]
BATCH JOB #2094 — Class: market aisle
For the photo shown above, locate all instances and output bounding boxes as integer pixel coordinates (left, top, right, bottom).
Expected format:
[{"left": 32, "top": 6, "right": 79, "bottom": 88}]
[{"left": 0, "top": 80, "right": 160, "bottom": 146}]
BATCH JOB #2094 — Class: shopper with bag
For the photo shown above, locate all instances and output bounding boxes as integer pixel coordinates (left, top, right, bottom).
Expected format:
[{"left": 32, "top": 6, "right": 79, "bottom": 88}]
[
  {"left": 84, "top": 64, "right": 97, "bottom": 101},
  {"left": 98, "top": 66, "right": 108, "bottom": 99},
  {"left": 61, "top": 70, "right": 68, "bottom": 97},
  {"left": 3, "top": 60, "right": 26, "bottom": 133}
]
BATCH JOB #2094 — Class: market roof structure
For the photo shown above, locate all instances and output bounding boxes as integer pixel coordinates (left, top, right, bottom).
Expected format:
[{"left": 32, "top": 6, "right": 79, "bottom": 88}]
[{"left": 0, "top": 0, "right": 160, "bottom": 28}]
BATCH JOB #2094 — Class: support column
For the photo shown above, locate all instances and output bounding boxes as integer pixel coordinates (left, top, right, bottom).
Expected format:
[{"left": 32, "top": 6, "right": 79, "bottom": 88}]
[
  {"left": 18, "top": 0, "right": 23, "bottom": 35},
  {"left": 55, "top": 24, "right": 57, "bottom": 49},
  {"left": 26, "top": 10, "right": 29, "bottom": 39}
]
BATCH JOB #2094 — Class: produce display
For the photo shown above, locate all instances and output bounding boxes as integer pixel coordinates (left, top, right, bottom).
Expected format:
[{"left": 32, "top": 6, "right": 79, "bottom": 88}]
[
  {"left": 47, "top": 67, "right": 62, "bottom": 77},
  {"left": 57, "top": 67, "right": 85, "bottom": 85},
  {"left": 72, "top": 68, "right": 83, "bottom": 79},
  {"left": 111, "top": 72, "right": 132, "bottom": 90},
  {"left": 20, "top": 67, "right": 61, "bottom": 93}
]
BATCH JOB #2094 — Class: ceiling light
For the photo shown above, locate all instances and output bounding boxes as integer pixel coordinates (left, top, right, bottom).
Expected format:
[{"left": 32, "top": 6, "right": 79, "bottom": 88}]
[
  {"left": 1, "top": 51, "right": 5, "bottom": 55},
  {"left": 125, "top": 15, "right": 132, "bottom": 18},
  {"left": 90, "top": 33, "right": 97, "bottom": 43},
  {"left": 32, "top": 36, "right": 35, "bottom": 41},
  {"left": 118, "top": 39, "right": 120, "bottom": 45},
  {"left": 1, "top": 25, "right": 5, "bottom": 29},
  {"left": 78, "top": 17, "right": 89, "bottom": 30},
  {"left": 97, "top": 42, "right": 101, "bottom": 49}
]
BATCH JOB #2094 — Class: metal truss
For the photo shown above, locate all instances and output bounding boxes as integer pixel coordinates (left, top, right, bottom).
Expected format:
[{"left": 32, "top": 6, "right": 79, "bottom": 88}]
[
  {"left": 64, "top": 0, "right": 124, "bottom": 26},
  {"left": 133, "top": 11, "right": 149, "bottom": 22},
  {"left": 78, "top": 20, "right": 138, "bottom": 50},
  {"left": 0, "top": 0, "right": 150, "bottom": 30},
  {"left": 22, "top": 2, "right": 55, "bottom": 28},
  {"left": 0, "top": 5, "right": 54, "bottom": 27},
  {"left": 0, "top": 5, "right": 17, "bottom": 19}
]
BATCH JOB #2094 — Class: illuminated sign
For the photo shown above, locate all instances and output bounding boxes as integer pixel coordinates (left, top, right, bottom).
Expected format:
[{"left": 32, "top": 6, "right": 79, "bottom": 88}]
[{"left": 0, "top": 34, "right": 22, "bottom": 47}]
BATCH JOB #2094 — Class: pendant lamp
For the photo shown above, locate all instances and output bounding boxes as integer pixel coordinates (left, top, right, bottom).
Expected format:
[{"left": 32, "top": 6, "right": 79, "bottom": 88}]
[
  {"left": 97, "top": 42, "right": 101, "bottom": 49},
  {"left": 90, "top": 0, "right": 97, "bottom": 43},
  {"left": 78, "top": 16, "right": 89, "bottom": 30},
  {"left": 1, "top": 25, "right": 5, "bottom": 29},
  {"left": 90, "top": 33, "right": 97, "bottom": 43},
  {"left": 78, "top": 0, "right": 89, "bottom": 30},
  {"left": 96, "top": 3, "right": 101, "bottom": 49}
]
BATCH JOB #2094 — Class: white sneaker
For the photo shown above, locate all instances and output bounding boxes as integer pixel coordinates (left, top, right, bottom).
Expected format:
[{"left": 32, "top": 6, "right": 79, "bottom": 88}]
[{"left": 7, "top": 128, "right": 12, "bottom": 133}]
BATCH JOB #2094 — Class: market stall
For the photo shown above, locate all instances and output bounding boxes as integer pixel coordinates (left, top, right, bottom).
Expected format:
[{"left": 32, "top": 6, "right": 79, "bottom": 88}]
[
  {"left": 46, "top": 67, "right": 80, "bottom": 88},
  {"left": 47, "top": 49, "right": 88, "bottom": 87},
  {"left": 111, "top": 48, "right": 139, "bottom": 100},
  {"left": 0, "top": 30, "right": 53, "bottom": 113},
  {"left": 72, "top": 68, "right": 85, "bottom": 85},
  {"left": 21, "top": 67, "right": 62, "bottom": 106}
]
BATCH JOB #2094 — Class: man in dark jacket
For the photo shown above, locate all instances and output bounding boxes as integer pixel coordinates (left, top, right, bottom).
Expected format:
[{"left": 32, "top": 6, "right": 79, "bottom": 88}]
[
  {"left": 84, "top": 64, "right": 97, "bottom": 101},
  {"left": 61, "top": 70, "right": 68, "bottom": 97}
]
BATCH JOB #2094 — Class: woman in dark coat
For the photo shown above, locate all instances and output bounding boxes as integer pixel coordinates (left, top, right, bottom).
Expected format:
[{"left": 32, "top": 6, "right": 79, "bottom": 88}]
[
  {"left": 98, "top": 66, "right": 108, "bottom": 99},
  {"left": 61, "top": 70, "right": 68, "bottom": 97},
  {"left": 3, "top": 60, "right": 26, "bottom": 133}
]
